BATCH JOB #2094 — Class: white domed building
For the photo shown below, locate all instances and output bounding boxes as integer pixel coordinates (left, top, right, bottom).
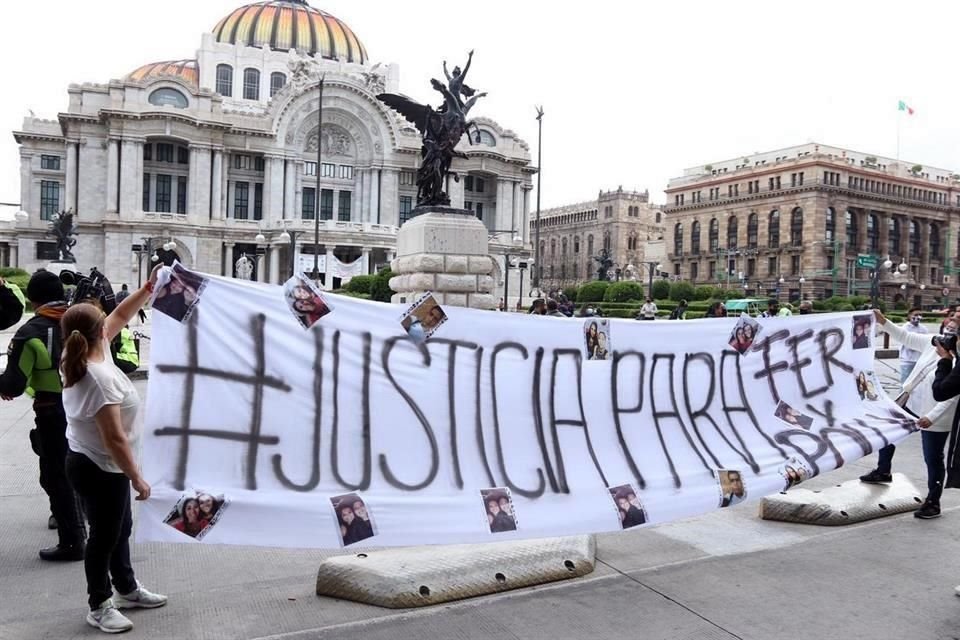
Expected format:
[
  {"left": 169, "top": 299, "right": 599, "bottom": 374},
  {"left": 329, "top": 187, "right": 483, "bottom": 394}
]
[{"left": 3, "top": 0, "right": 534, "bottom": 290}]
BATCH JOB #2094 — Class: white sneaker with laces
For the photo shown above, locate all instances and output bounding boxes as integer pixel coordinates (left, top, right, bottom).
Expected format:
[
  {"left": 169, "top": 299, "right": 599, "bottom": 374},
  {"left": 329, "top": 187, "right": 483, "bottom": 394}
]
[
  {"left": 86, "top": 599, "right": 134, "bottom": 634},
  {"left": 114, "top": 582, "right": 168, "bottom": 609}
]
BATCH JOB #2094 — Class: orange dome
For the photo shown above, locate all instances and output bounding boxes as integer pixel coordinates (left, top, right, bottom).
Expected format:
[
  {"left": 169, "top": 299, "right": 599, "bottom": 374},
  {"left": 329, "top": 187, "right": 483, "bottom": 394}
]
[
  {"left": 126, "top": 60, "right": 199, "bottom": 87},
  {"left": 213, "top": 0, "right": 368, "bottom": 64}
]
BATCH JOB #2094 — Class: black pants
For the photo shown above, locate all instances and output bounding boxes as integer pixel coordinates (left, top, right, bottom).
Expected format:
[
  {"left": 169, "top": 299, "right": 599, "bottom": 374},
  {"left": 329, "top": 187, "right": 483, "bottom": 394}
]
[
  {"left": 33, "top": 403, "right": 85, "bottom": 547},
  {"left": 65, "top": 451, "right": 137, "bottom": 610}
]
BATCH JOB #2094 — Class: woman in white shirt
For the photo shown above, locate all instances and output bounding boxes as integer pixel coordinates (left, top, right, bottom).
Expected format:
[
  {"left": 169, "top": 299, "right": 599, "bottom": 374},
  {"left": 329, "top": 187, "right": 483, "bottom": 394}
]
[{"left": 61, "top": 267, "right": 167, "bottom": 634}]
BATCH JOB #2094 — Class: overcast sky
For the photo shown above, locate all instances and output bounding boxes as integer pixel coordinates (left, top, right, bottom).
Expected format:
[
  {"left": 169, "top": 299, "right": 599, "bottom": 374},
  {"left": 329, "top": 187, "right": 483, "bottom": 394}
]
[{"left": 2, "top": 0, "right": 959, "bottom": 212}]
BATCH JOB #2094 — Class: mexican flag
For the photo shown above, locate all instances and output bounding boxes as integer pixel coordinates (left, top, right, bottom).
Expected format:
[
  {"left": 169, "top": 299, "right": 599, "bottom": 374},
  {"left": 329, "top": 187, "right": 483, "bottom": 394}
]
[{"left": 898, "top": 100, "right": 915, "bottom": 115}]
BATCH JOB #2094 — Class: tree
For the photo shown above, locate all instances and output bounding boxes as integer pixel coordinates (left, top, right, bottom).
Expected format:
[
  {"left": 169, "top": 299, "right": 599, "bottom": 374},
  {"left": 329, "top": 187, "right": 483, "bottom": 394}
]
[
  {"left": 345, "top": 275, "right": 375, "bottom": 295},
  {"left": 576, "top": 281, "right": 610, "bottom": 303},
  {"left": 669, "top": 281, "right": 695, "bottom": 302},
  {"left": 603, "top": 282, "right": 644, "bottom": 303},
  {"left": 369, "top": 268, "right": 395, "bottom": 303},
  {"left": 693, "top": 285, "right": 716, "bottom": 301},
  {"left": 911, "top": 164, "right": 923, "bottom": 175},
  {"left": 651, "top": 280, "right": 671, "bottom": 300}
]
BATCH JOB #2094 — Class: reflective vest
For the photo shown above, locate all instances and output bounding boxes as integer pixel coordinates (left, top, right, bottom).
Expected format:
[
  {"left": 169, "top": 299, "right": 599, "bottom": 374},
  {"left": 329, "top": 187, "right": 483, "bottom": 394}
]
[{"left": 115, "top": 327, "right": 139, "bottom": 368}]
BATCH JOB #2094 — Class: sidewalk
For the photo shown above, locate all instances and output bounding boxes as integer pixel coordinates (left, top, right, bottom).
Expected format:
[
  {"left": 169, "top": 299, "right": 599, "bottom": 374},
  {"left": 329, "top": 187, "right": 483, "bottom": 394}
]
[{"left": 1, "top": 318, "right": 959, "bottom": 639}]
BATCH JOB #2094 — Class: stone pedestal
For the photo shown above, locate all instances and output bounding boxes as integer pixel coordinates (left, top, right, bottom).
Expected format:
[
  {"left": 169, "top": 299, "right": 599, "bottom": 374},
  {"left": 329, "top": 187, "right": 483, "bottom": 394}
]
[
  {"left": 389, "top": 208, "right": 496, "bottom": 310},
  {"left": 46, "top": 261, "right": 80, "bottom": 276}
]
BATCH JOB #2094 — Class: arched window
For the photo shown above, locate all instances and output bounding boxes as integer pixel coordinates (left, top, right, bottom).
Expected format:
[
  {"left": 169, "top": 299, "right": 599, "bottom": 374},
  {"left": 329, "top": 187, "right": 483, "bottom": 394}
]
[
  {"left": 148, "top": 87, "right": 188, "bottom": 108},
  {"left": 691, "top": 220, "right": 701, "bottom": 254},
  {"left": 674, "top": 223, "right": 683, "bottom": 255},
  {"left": 216, "top": 64, "right": 233, "bottom": 97},
  {"left": 727, "top": 216, "right": 738, "bottom": 249},
  {"left": 574, "top": 236, "right": 580, "bottom": 253},
  {"left": 243, "top": 68, "right": 260, "bottom": 100},
  {"left": 709, "top": 218, "right": 719, "bottom": 252},
  {"left": 270, "top": 72, "right": 287, "bottom": 97},
  {"left": 561, "top": 237, "right": 567, "bottom": 256},
  {"left": 790, "top": 207, "right": 803, "bottom": 247},
  {"left": 867, "top": 213, "right": 879, "bottom": 254},
  {"left": 909, "top": 219, "right": 920, "bottom": 257},
  {"left": 768, "top": 210, "right": 780, "bottom": 248},
  {"left": 587, "top": 235, "right": 594, "bottom": 256},
  {"left": 603, "top": 232, "right": 611, "bottom": 252},
  {"left": 825, "top": 207, "right": 836, "bottom": 243},
  {"left": 550, "top": 238, "right": 556, "bottom": 256},
  {"left": 539, "top": 240, "right": 546, "bottom": 260},
  {"left": 930, "top": 223, "right": 941, "bottom": 259},
  {"left": 845, "top": 209, "right": 858, "bottom": 248},
  {"left": 656, "top": 211, "right": 662, "bottom": 223},
  {"left": 747, "top": 212, "right": 758, "bottom": 248},
  {"left": 889, "top": 217, "right": 901, "bottom": 256},
  {"left": 476, "top": 130, "right": 496, "bottom": 146}
]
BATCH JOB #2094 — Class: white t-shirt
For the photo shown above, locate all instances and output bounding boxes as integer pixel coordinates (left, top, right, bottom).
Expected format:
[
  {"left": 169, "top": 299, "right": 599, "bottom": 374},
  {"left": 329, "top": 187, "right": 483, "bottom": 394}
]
[{"left": 64, "top": 354, "right": 141, "bottom": 474}]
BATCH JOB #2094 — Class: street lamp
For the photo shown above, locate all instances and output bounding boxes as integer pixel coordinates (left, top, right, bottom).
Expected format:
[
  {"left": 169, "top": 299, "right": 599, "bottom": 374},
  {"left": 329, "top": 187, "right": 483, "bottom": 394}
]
[
  {"left": 799, "top": 275, "right": 806, "bottom": 301},
  {"left": 533, "top": 106, "right": 544, "bottom": 295},
  {"left": 489, "top": 230, "right": 524, "bottom": 311},
  {"left": 517, "top": 260, "right": 531, "bottom": 311}
]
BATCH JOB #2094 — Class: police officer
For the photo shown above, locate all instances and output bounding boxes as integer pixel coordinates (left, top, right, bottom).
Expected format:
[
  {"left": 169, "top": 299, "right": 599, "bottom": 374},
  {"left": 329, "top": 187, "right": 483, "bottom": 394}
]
[
  {"left": 0, "top": 275, "right": 25, "bottom": 330},
  {"left": 111, "top": 325, "right": 139, "bottom": 374},
  {"left": 0, "top": 270, "right": 86, "bottom": 561}
]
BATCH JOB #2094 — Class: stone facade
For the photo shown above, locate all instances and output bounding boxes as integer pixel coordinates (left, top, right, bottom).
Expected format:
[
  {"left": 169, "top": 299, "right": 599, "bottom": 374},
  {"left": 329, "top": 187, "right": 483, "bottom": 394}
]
[
  {"left": 663, "top": 143, "right": 960, "bottom": 304},
  {"left": 530, "top": 187, "right": 664, "bottom": 291},
  {"left": 0, "top": 1, "right": 534, "bottom": 291}
]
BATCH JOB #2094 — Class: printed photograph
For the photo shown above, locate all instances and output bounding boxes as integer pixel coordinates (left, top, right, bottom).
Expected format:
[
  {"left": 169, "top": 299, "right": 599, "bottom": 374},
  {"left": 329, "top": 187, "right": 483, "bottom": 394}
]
[
  {"left": 283, "top": 274, "right": 333, "bottom": 329},
  {"left": 330, "top": 494, "right": 376, "bottom": 547},
  {"left": 608, "top": 484, "right": 647, "bottom": 529},
  {"left": 153, "top": 263, "right": 207, "bottom": 323},
  {"left": 778, "top": 457, "right": 813, "bottom": 491},
  {"left": 728, "top": 314, "right": 761, "bottom": 355},
  {"left": 399, "top": 291, "right": 448, "bottom": 344},
  {"left": 480, "top": 488, "right": 518, "bottom": 533},
  {"left": 856, "top": 370, "right": 880, "bottom": 401},
  {"left": 852, "top": 314, "right": 873, "bottom": 350},
  {"left": 773, "top": 400, "right": 814, "bottom": 430},
  {"left": 162, "top": 491, "right": 228, "bottom": 540},
  {"left": 584, "top": 318, "right": 611, "bottom": 361},
  {"left": 717, "top": 469, "right": 747, "bottom": 508}
]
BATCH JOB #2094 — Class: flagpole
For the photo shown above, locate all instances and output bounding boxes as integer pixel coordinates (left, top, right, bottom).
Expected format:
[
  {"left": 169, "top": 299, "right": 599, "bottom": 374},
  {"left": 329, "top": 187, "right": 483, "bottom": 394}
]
[{"left": 896, "top": 108, "right": 901, "bottom": 164}]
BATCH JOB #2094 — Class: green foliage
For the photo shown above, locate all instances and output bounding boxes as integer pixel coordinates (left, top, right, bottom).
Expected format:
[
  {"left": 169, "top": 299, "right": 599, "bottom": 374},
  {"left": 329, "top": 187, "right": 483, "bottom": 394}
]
[
  {"left": 601, "top": 309, "right": 636, "bottom": 319},
  {"left": 668, "top": 281, "right": 695, "bottom": 302},
  {"left": 4, "top": 275, "right": 29, "bottom": 291},
  {"left": 723, "top": 288, "right": 747, "bottom": 300},
  {"left": 562, "top": 286, "right": 578, "bottom": 302},
  {"left": 577, "top": 281, "right": 611, "bottom": 303},
  {"left": 685, "top": 311, "right": 706, "bottom": 320},
  {"left": 0, "top": 267, "right": 28, "bottom": 278},
  {"left": 335, "top": 290, "right": 371, "bottom": 300},
  {"left": 835, "top": 303, "right": 856, "bottom": 312},
  {"left": 893, "top": 300, "right": 908, "bottom": 311},
  {"left": 603, "top": 282, "right": 644, "bottom": 303},
  {"left": 368, "top": 268, "right": 395, "bottom": 303},
  {"left": 344, "top": 274, "right": 375, "bottom": 295},
  {"left": 812, "top": 300, "right": 827, "bottom": 311},
  {"left": 651, "top": 280, "right": 671, "bottom": 300},
  {"left": 693, "top": 285, "right": 716, "bottom": 301}
]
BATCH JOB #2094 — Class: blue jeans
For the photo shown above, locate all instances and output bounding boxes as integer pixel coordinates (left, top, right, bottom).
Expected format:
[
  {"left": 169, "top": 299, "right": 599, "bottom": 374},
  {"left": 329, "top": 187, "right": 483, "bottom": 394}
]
[
  {"left": 922, "top": 430, "right": 950, "bottom": 504},
  {"left": 900, "top": 361, "right": 918, "bottom": 384}
]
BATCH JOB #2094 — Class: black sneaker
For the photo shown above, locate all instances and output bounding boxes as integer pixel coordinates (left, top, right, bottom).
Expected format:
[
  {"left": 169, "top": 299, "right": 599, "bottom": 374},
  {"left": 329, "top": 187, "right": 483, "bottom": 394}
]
[
  {"left": 38, "top": 543, "right": 85, "bottom": 562},
  {"left": 914, "top": 502, "right": 941, "bottom": 519},
  {"left": 859, "top": 469, "right": 893, "bottom": 484}
]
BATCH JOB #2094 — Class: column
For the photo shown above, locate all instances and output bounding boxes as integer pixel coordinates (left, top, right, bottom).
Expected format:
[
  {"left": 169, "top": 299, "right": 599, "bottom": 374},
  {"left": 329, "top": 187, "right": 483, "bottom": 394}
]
[
  {"left": 878, "top": 211, "right": 890, "bottom": 257},
  {"left": 379, "top": 169, "right": 399, "bottom": 225},
  {"left": 919, "top": 218, "right": 930, "bottom": 281},
  {"left": 495, "top": 179, "right": 508, "bottom": 232},
  {"left": 220, "top": 152, "right": 230, "bottom": 219},
  {"left": 211, "top": 149, "right": 223, "bottom": 220},
  {"left": 106, "top": 139, "right": 119, "bottom": 213},
  {"left": 369, "top": 168, "right": 381, "bottom": 224},
  {"left": 283, "top": 158, "right": 295, "bottom": 220},
  {"left": 512, "top": 181, "right": 521, "bottom": 235},
  {"left": 522, "top": 186, "right": 531, "bottom": 243},
  {"left": 187, "top": 146, "right": 201, "bottom": 220},
  {"left": 65, "top": 142, "right": 78, "bottom": 213},
  {"left": 361, "top": 247, "right": 371, "bottom": 275},
  {"left": 119, "top": 140, "right": 142, "bottom": 216},
  {"left": 223, "top": 242, "right": 235, "bottom": 277},
  {"left": 386, "top": 249, "right": 396, "bottom": 267},
  {"left": 448, "top": 172, "right": 465, "bottom": 210},
  {"left": 266, "top": 156, "right": 284, "bottom": 222},
  {"left": 256, "top": 253, "right": 266, "bottom": 283},
  {"left": 323, "top": 245, "right": 335, "bottom": 290},
  {"left": 269, "top": 246, "right": 280, "bottom": 284},
  {"left": 293, "top": 161, "right": 303, "bottom": 219},
  {"left": 9, "top": 244, "right": 18, "bottom": 268},
  {"left": 358, "top": 169, "right": 369, "bottom": 222}
]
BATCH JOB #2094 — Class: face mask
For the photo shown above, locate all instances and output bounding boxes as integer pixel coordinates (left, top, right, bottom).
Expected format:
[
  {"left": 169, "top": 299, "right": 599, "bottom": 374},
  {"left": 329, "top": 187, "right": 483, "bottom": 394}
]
[
  {"left": 909, "top": 316, "right": 920, "bottom": 325},
  {"left": 945, "top": 328, "right": 957, "bottom": 336}
]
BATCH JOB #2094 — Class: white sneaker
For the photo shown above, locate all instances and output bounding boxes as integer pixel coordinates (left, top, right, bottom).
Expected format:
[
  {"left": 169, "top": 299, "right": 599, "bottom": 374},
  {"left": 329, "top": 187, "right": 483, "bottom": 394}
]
[
  {"left": 955, "top": 585, "right": 960, "bottom": 597},
  {"left": 86, "top": 599, "right": 133, "bottom": 634},
  {"left": 114, "top": 581, "right": 168, "bottom": 609}
]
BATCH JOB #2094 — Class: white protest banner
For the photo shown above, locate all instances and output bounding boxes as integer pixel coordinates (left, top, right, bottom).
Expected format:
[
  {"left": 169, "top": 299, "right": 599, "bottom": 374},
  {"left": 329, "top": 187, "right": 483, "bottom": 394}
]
[
  {"left": 333, "top": 256, "right": 364, "bottom": 280},
  {"left": 293, "top": 255, "right": 363, "bottom": 281},
  {"left": 138, "top": 267, "right": 917, "bottom": 548}
]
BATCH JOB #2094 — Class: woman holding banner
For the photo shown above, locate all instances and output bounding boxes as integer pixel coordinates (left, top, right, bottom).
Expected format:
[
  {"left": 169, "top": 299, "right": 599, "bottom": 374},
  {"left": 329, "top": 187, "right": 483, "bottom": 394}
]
[{"left": 60, "top": 265, "right": 167, "bottom": 634}]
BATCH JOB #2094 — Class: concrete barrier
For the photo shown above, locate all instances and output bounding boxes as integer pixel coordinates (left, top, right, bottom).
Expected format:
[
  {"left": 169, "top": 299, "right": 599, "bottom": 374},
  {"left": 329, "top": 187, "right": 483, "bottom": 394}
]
[
  {"left": 759, "top": 473, "right": 922, "bottom": 525},
  {"left": 316, "top": 535, "right": 596, "bottom": 608}
]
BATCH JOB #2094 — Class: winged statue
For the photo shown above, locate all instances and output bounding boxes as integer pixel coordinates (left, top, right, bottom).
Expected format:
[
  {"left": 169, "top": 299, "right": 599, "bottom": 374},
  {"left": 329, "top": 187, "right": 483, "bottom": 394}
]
[
  {"left": 46, "top": 209, "right": 78, "bottom": 263},
  {"left": 377, "top": 51, "right": 486, "bottom": 208}
]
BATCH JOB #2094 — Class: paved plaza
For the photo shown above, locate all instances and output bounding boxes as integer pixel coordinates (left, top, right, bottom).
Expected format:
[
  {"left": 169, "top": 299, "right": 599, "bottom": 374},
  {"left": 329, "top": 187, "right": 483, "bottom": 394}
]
[{"left": 1, "top": 317, "right": 959, "bottom": 639}]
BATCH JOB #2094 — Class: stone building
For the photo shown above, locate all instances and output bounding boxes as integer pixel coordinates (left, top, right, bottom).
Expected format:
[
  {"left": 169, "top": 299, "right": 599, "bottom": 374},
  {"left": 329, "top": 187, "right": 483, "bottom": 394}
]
[
  {"left": 664, "top": 143, "right": 960, "bottom": 305},
  {"left": 0, "top": 0, "right": 534, "bottom": 291},
  {"left": 530, "top": 187, "right": 664, "bottom": 291}
]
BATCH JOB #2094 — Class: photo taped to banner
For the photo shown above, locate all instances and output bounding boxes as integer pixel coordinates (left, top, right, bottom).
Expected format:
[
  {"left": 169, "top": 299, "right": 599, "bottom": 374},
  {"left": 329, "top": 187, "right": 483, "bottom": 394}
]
[
  {"left": 584, "top": 318, "right": 611, "bottom": 361},
  {"left": 162, "top": 491, "right": 229, "bottom": 540},
  {"left": 728, "top": 314, "right": 761, "bottom": 355},
  {"left": 481, "top": 488, "right": 518, "bottom": 533},
  {"left": 773, "top": 400, "right": 814, "bottom": 430},
  {"left": 330, "top": 493, "right": 376, "bottom": 547},
  {"left": 779, "top": 456, "right": 813, "bottom": 491},
  {"left": 856, "top": 370, "right": 880, "bottom": 401},
  {"left": 400, "top": 292, "right": 447, "bottom": 344},
  {"left": 608, "top": 484, "right": 646, "bottom": 529},
  {"left": 717, "top": 469, "right": 747, "bottom": 508},
  {"left": 153, "top": 263, "right": 207, "bottom": 323},
  {"left": 283, "top": 274, "right": 333, "bottom": 329},
  {"left": 852, "top": 314, "right": 873, "bottom": 349}
]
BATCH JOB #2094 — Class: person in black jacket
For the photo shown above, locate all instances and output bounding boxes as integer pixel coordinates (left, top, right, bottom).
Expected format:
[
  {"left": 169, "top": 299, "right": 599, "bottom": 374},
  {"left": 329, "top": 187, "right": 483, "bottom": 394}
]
[{"left": 931, "top": 341, "right": 960, "bottom": 491}]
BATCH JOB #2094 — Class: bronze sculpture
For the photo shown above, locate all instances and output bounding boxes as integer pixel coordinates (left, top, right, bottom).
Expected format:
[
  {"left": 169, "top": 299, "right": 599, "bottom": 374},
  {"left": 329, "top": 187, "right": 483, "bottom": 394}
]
[
  {"left": 46, "top": 210, "right": 78, "bottom": 263},
  {"left": 377, "top": 51, "right": 486, "bottom": 209},
  {"left": 594, "top": 249, "right": 614, "bottom": 281}
]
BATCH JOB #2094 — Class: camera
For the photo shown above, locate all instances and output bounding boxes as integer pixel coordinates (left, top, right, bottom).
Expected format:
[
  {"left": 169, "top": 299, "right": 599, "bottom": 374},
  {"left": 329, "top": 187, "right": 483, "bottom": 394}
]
[
  {"left": 59, "top": 267, "right": 117, "bottom": 314},
  {"left": 931, "top": 334, "right": 959, "bottom": 354}
]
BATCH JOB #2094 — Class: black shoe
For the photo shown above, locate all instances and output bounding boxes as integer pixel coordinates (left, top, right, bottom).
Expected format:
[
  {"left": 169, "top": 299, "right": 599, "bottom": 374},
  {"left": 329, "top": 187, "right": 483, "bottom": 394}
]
[
  {"left": 38, "top": 543, "right": 85, "bottom": 562},
  {"left": 914, "top": 501, "right": 942, "bottom": 519},
  {"left": 47, "top": 515, "right": 57, "bottom": 530},
  {"left": 859, "top": 469, "right": 893, "bottom": 484}
]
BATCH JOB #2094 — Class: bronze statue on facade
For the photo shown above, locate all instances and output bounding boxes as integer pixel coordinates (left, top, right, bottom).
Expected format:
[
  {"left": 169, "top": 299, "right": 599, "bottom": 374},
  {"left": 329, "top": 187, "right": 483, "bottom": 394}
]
[
  {"left": 377, "top": 51, "right": 486, "bottom": 209},
  {"left": 46, "top": 209, "right": 78, "bottom": 263}
]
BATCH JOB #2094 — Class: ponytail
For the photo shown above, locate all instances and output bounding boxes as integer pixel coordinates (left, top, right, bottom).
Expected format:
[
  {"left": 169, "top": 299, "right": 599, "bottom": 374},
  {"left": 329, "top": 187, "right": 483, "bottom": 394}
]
[{"left": 60, "top": 303, "right": 105, "bottom": 388}]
